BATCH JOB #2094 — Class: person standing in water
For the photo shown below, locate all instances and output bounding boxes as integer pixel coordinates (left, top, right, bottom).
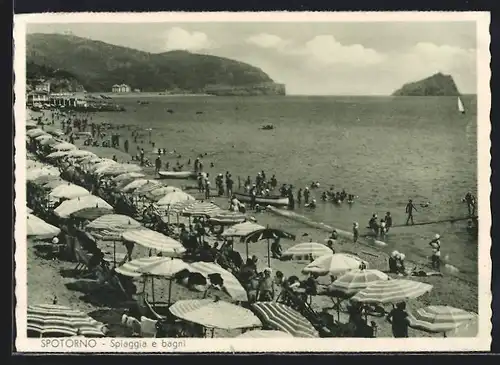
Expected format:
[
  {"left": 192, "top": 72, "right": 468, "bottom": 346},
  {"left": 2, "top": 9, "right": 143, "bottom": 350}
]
[
  {"left": 304, "top": 187, "right": 310, "bottom": 205},
  {"left": 353, "top": 222, "right": 359, "bottom": 243},
  {"left": 428, "top": 234, "right": 441, "bottom": 271},
  {"left": 405, "top": 199, "right": 418, "bottom": 225}
]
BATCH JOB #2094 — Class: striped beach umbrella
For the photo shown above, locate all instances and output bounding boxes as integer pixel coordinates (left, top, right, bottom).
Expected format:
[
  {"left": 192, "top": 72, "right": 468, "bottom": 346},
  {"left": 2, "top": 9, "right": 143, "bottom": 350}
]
[
  {"left": 181, "top": 201, "right": 223, "bottom": 217},
  {"left": 121, "top": 228, "right": 186, "bottom": 256},
  {"left": 188, "top": 261, "right": 248, "bottom": 302},
  {"left": 237, "top": 330, "right": 293, "bottom": 338},
  {"left": 221, "top": 221, "right": 266, "bottom": 238},
  {"left": 329, "top": 269, "right": 389, "bottom": 296},
  {"left": 86, "top": 214, "right": 142, "bottom": 231},
  {"left": 40, "top": 138, "right": 60, "bottom": 147},
  {"left": 209, "top": 211, "right": 247, "bottom": 225},
  {"left": 351, "top": 279, "right": 433, "bottom": 305},
  {"left": 169, "top": 299, "right": 262, "bottom": 331},
  {"left": 35, "top": 134, "right": 53, "bottom": 141},
  {"left": 408, "top": 306, "right": 478, "bottom": 336},
  {"left": 26, "top": 121, "right": 37, "bottom": 130},
  {"left": 27, "top": 214, "right": 61, "bottom": 240},
  {"left": 164, "top": 200, "right": 196, "bottom": 214},
  {"left": 54, "top": 195, "right": 113, "bottom": 219},
  {"left": 49, "top": 183, "right": 90, "bottom": 200},
  {"left": 46, "top": 151, "right": 71, "bottom": 160},
  {"left": 281, "top": 242, "right": 333, "bottom": 261},
  {"left": 88, "top": 160, "right": 118, "bottom": 173},
  {"left": 115, "top": 257, "right": 166, "bottom": 278},
  {"left": 112, "top": 171, "right": 146, "bottom": 182},
  {"left": 251, "top": 302, "right": 318, "bottom": 338},
  {"left": 96, "top": 163, "right": 143, "bottom": 176},
  {"left": 121, "top": 179, "right": 152, "bottom": 193},
  {"left": 27, "top": 304, "right": 106, "bottom": 337},
  {"left": 65, "top": 150, "right": 96, "bottom": 159},
  {"left": 157, "top": 191, "right": 195, "bottom": 206},
  {"left": 133, "top": 181, "right": 164, "bottom": 196},
  {"left": 302, "top": 253, "right": 368, "bottom": 277}
]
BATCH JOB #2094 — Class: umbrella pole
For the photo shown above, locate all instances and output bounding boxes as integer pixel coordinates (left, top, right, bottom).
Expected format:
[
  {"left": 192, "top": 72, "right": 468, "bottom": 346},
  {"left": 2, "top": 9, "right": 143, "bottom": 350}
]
[
  {"left": 211, "top": 328, "right": 215, "bottom": 338},
  {"left": 151, "top": 277, "right": 156, "bottom": 308},
  {"left": 245, "top": 241, "right": 249, "bottom": 259},
  {"left": 337, "top": 299, "right": 340, "bottom": 322},
  {"left": 113, "top": 241, "right": 116, "bottom": 268},
  {"left": 168, "top": 278, "right": 172, "bottom": 306},
  {"left": 267, "top": 238, "right": 270, "bottom": 268}
]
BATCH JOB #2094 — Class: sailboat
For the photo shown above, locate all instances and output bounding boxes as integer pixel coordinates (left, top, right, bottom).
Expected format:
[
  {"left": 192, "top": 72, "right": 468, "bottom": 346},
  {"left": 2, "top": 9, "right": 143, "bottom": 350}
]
[{"left": 458, "top": 96, "right": 465, "bottom": 114}]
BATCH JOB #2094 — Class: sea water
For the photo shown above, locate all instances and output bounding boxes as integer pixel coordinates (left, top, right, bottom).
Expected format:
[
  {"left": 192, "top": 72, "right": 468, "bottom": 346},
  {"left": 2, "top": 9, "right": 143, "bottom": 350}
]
[{"left": 90, "top": 95, "right": 478, "bottom": 278}]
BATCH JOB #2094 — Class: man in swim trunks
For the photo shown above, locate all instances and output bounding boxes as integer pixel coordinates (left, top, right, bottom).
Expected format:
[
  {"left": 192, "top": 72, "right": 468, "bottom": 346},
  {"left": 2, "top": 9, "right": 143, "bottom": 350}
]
[
  {"left": 463, "top": 191, "right": 476, "bottom": 216},
  {"left": 405, "top": 199, "right": 417, "bottom": 225}
]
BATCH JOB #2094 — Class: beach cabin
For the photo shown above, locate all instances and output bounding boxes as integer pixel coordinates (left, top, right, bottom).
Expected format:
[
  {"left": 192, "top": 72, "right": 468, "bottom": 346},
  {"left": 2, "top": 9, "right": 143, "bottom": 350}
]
[{"left": 112, "top": 84, "right": 131, "bottom": 93}]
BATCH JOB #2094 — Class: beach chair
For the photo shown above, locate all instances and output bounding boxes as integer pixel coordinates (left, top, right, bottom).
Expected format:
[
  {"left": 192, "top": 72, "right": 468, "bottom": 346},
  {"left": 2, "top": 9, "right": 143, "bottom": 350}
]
[
  {"left": 73, "top": 243, "right": 94, "bottom": 278},
  {"left": 140, "top": 316, "right": 157, "bottom": 338}
]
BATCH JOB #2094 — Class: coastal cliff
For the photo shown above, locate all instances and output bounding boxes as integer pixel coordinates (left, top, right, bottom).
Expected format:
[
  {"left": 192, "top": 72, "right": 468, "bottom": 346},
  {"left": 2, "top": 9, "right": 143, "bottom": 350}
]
[
  {"left": 26, "top": 33, "right": 286, "bottom": 96},
  {"left": 26, "top": 62, "right": 86, "bottom": 93},
  {"left": 392, "top": 72, "right": 460, "bottom": 96}
]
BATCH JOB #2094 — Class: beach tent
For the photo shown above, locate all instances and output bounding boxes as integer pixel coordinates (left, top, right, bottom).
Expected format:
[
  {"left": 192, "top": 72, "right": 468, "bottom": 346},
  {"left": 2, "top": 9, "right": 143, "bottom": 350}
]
[
  {"left": 54, "top": 195, "right": 113, "bottom": 219},
  {"left": 121, "top": 228, "right": 186, "bottom": 256},
  {"left": 407, "top": 305, "right": 478, "bottom": 337},
  {"left": 49, "top": 183, "right": 91, "bottom": 200},
  {"left": 251, "top": 302, "right": 318, "bottom": 338},
  {"left": 237, "top": 330, "right": 293, "bottom": 338},
  {"left": 302, "top": 253, "right": 369, "bottom": 277},
  {"left": 351, "top": 279, "right": 433, "bottom": 305},
  {"left": 169, "top": 298, "right": 262, "bottom": 334},
  {"left": 27, "top": 214, "right": 61, "bottom": 240},
  {"left": 281, "top": 242, "right": 333, "bottom": 261},
  {"left": 27, "top": 304, "right": 106, "bottom": 338}
]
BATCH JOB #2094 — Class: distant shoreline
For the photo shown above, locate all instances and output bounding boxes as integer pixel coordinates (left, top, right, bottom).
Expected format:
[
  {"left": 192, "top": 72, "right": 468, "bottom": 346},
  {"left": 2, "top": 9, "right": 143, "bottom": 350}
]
[{"left": 91, "top": 92, "right": 214, "bottom": 98}]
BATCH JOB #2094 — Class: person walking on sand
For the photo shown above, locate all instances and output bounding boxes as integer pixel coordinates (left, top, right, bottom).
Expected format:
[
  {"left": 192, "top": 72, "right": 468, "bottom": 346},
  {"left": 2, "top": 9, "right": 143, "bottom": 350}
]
[
  {"left": 405, "top": 199, "right": 417, "bottom": 225},
  {"left": 428, "top": 234, "right": 441, "bottom": 271},
  {"left": 155, "top": 155, "right": 162, "bottom": 175},
  {"left": 140, "top": 148, "right": 145, "bottom": 166}
]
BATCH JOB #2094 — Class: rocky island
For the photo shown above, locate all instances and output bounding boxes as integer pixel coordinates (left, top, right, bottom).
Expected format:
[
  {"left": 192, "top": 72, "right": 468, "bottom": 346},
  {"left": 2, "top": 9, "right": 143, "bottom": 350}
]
[
  {"left": 392, "top": 72, "right": 460, "bottom": 96},
  {"left": 26, "top": 33, "right": 286, "bottom": 96}
]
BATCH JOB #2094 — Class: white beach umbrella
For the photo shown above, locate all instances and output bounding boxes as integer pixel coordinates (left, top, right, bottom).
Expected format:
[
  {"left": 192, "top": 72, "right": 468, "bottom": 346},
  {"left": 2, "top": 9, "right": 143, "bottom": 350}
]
[
  {"left": 302, "top": 253, "right": 369, "bottom": 277},
  {"left": 27, "top": 214, "right": 61, "bottom": 240},
  {"left": 281, "top": 242, "right": 333, "bottom": 261},
  {"left": 121, "top": 228, "right": 186, "bottom": 256},
  {"left": 26, "top": 167, "right": 60, "bottom": 181},
  {"left": 121, "top": 179, "right": 152, "bottom": 193},
  {"left": 46, "top": 151, "right": 71, "bottom": 160},
  {"left": 65, "top": 150, "right": 96, "bottom": 159},
  {"left": 112, "top": 172, "right": 146, "bottom": 182},
  {"left": 54, "top": 195, "right": 113, "bottom": 219},
  {"left": 51, "top": 142, "right": 77, "bottom": 151},
  {"left": 156, "top": 191, "right": 195, "bottom": 206},
  {"left": 49, "top": 183, "right": 91, "bottom": 200},
  {"left": 26, "top": 128, "right": 46, "bottom": 138},
  {"left": 35, "top": 134, "right": 53, "bottom": 141},
  {"left": 221, "top": 221, "right": 266, "bottom": 238}
]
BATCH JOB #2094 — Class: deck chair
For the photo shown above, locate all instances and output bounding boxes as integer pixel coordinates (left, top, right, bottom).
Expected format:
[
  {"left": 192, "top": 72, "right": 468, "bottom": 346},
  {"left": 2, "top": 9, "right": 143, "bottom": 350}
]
[
  {"left": 140, "top": 316, "right": 157, "bottom": 338},
  {"left": 73, "top": 242, "right": 94, "bottom": 278}
]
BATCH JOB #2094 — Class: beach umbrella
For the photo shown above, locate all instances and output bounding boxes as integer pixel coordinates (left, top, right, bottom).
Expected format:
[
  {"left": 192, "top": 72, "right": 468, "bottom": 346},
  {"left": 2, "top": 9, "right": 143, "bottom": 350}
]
[
  {"left": 121, "top": 228, "right": 186, "bottom": 256},
  {"left": 54, "top": 195, "right": 113, "bottom": 219},
  {"left": 65, "top": 150, "right": 96, "bottom": 159},
  {"left": 169, "top": 298, "right": 262, "bottom": 332},
  {"left": 88, "top": 160, "right": 118, "bottom": 173},
  {"left": 157, "top": 191, "right": 195, "bottom": 206},
  {"left": 40, "top": 138, "right": 60, "bottom": 147},
  {"left": 144, "top": 186, "right": 180, "bottom": 201},
  {"left": 221, "top": 221, "right": 265, "bottom": 238},
  {"left": 157, "top": 191, "right": 195, "bottom": 205},
  {"left": 26, "top": 214, "right": 61, "bottom": 240},
  {"left": 29, "top": 174, "right": 62, "bottom": 187},
  {"left": 115, "top": 257, "right": 167, "bottom": 278},
  {"left": 86, "top": 214, "right": 142, "bottom": 231},
  {"left": 236, "top": 330, "right": 293, "bottom": 338},
  {"left": 251, "top": 302, "right": 319, "bottom": 338},
  {"left": 208, "top": 211, "right": 247, "bottom": 225},
  {"left": 447, "top": 318, "right": 478, "bottom": 337},
  {"left": 328, "top": 269, "right": 389, "bottom": 296},
  {"left": 45, "top": 128, "right": 65, "bottom": 137},
  {"left": 302, "top": 253, "right": 369, "bottom": 277},
  {"left": 26, "top": 121, "right": 37, "bottom": 130},
  {"left": 26, "top": 128, "right": 46, "bottom": 138},
  {"left": 188, "top": 261, "right": 248, "bottom": 302},
  {"left": 112, "top": 172, "right": 146, "bottom": 182},
  {"left": 132, "top": 181, "right": 164, "bottom": 196},
  {"left": 43, "top": 179, "right": 69, "bottom": 190},
  {"left": 71, "top": 207, "right": 114, "bottom": 221},
  {"left": 95, "top": 163, "right": 143, "bottom": 176},
  {"left": 77, "top": 156, "right": 103, "bottom": 165},
  {"left": 26, "top": 167, "right": 60, "bottom": 181},
  {"left": 121, "top": 179, "right": 152, "bottom": 193},
  {"left": 281, "top": 242, "right": 333, "bottom": 261},
  {"left": 165, "top": 200, "right": 197, "bottom": 214},
  {"left": 46, "top": 151, "right": 71, "bottom": 160},
  {"left": 51, "top": 142, "right": 77, "bottom": 151},
  {"left": 27, "top": 304, "right": 106, "bottom": 337},
  {"left": 35, "top": 134, "right": 53, "bottom": 141},
  {"left": 27, "top": 160, "right": 43, "bottom": 169},
  {"left": 407, "top": 306, "right": 478, "bottom": 337},
  {"left": 181, "top": 201, "right": 223, "bottom": 217},
  {"left": 351, "top": 279, "right": 433, "bottom": 305},
  {"left": 49, "top": 183, "right": 91, "bottom": 200}
]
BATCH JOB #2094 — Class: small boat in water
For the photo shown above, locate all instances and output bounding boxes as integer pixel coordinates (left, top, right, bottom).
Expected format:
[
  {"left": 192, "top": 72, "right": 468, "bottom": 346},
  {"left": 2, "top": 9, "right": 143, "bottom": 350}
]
[
  {"left": 233, "top": 192, "right": 289, "bottom": 207},
  {"left": 260, "top": 124, "right": 275, "bottom": 130},
  {"left": 158, "top": 171, "right": 197, "bottom": 180},
  {"left": 458, "top": 96, "right": 465, "bottom": 114}
]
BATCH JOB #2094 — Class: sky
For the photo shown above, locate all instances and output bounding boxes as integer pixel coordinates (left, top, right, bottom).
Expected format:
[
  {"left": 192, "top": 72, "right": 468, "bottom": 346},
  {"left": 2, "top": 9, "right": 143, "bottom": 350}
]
[{"left": 27, "top": 22, "right": 477, "bottom": 95}]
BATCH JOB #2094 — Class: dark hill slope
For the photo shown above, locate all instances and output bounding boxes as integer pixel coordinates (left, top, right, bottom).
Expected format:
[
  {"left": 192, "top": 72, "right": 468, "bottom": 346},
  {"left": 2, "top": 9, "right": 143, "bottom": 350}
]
[{"left": 392, "top": 73, "right": 460, "bottom": 96}]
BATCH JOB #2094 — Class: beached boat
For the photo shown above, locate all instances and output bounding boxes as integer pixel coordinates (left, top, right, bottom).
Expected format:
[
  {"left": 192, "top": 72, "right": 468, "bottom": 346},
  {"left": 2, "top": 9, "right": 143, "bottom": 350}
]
[
  {"left": 233, "top": 192, "right": 289, "bottom": 207},
  {"left": 158, "top": 171, "right": 198, "bottom": 180},
  {"left": 458, "top": 96, "right": 465, "bottom": 114}
]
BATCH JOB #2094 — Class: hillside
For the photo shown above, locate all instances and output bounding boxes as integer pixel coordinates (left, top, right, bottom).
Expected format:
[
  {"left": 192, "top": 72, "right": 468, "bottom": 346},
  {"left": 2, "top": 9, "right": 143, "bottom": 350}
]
[
  {"left": 26, "top": 62, "right": 86, "bottom": 93},
  {"left": 26, "top": 33, "right": 286, "bottom": 95},
  {"left": 392, "top": 73, "right": 460, "bottom": 96}
]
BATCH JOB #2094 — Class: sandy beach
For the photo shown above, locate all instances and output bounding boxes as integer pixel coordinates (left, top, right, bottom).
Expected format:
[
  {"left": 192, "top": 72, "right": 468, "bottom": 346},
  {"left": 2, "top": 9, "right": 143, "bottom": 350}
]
[{"left": 25, "top": 108, "right": 478, "bottom": 339}]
